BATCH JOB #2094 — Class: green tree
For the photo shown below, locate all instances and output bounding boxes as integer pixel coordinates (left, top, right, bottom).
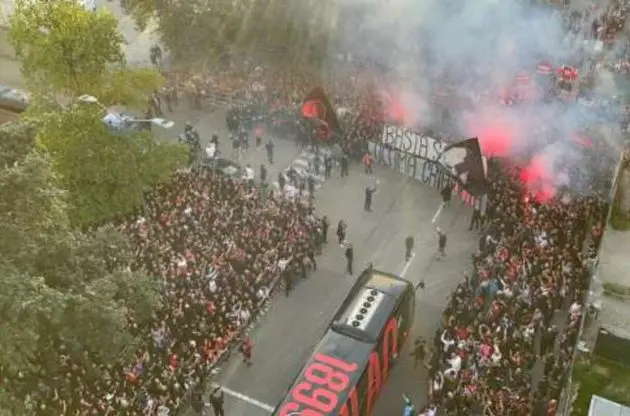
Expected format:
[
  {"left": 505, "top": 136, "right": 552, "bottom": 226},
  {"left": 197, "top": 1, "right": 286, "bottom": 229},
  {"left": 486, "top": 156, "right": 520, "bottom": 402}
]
[
  {"left": 32, "top": 104, "right": 187, "bottom": 227},
  {"left": 123, "top": 0, "right": 336, "bottom": 68},
  {"left": 8, "top": 0, "right": 161, "bottom": 107},
  {"left": 0, "top": 121, "right": 164, "bottom": 411}
]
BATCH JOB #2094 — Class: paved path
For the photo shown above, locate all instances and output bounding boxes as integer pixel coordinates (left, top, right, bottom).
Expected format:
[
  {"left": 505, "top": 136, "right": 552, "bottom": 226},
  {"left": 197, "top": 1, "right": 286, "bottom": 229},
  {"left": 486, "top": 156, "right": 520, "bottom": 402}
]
[{"left": 187, "top": 148, "right": 478, "bottom": 415}]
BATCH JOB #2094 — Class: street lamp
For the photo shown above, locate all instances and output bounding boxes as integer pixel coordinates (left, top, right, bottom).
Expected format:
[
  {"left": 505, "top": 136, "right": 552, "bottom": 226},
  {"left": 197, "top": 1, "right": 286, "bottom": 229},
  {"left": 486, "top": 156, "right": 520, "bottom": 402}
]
[{"left": 78, "top": 94, "right": 175, "bottom": 129}]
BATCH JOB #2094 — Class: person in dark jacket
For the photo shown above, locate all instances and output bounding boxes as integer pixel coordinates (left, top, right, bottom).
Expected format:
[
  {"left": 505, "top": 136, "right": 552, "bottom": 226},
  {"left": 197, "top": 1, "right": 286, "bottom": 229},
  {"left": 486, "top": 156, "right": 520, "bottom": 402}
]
[
  {"left": 405, "top": 236, "right": 415, "bottom": 262},
  {"left": 345, "top": 242, "right": 354, "bottom": 275},
  {"left": 209, "top": 385, "right": 225, "bottom": 416},
  {"left": 321, "top": 216, "right": 329, "bottom": 244},
  {"left": 437, "top": 228, "right": 447, "bottom": 258},
  {"left": 441, "top": 183, "right": 453, "bottom": 207},
  {"left": 337, "top": 220, "right": 346, "bottom": 245}
]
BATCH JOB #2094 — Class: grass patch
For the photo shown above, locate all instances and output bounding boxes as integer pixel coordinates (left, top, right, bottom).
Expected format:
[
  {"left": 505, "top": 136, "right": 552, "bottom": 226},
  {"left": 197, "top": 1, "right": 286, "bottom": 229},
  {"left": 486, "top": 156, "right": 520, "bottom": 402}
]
[
  {"left": 611, "top": 203, "right": 630, "bottom": 231},
  {"left": 572, "top": 355, "right": 630, "bottom": 415}
]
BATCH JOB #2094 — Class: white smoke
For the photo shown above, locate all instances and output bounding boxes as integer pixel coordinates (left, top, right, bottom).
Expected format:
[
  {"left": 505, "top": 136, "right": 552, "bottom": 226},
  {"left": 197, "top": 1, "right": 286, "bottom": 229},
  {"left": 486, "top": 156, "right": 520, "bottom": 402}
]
[{"left": 329, "top": 0, "right": 626, "bottom": 195}]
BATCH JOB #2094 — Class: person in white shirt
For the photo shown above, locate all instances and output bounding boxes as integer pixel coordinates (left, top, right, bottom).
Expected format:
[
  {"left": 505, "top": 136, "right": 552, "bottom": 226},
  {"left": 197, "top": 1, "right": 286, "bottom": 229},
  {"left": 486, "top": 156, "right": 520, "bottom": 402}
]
[
  {"left": 440, "top": 330, "right": 455, "bottom": 352},
  {"left": 277, "top": 256, "right": 292, "bottom": 274},
  {"left": 447, "top": 352, "right": 462, "bottom": 374},
  {"left": 569, "top": 300, "right": 582, "bottom": 319},
  {"left": 239, "top": 307, "right": 251, "bottom": 325},
  {"left": 257, "top": 286, "right": 270, "bottom": 302},
  {"left": 205, "top": 143, "right": 216, "bottom": 161},
  {"left": 243, "top": 164, "right": 255, "bottom": 182}
]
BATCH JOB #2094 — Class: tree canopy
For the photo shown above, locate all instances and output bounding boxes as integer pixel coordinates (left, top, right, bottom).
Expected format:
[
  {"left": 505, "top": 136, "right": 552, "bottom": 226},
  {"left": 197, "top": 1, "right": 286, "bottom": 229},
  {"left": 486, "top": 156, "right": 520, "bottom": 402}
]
[
  {"left": 0, "top": 120, "right": 164, "bottom": 413},
  {"left": 123, "top": 0, "right": 338, "bottom": 68},
  {"left": 8, "top": 0, "right": 161, "bottom": 107},
  {"left": 30, "top": 103, "right": 187, "bottom": 227}
]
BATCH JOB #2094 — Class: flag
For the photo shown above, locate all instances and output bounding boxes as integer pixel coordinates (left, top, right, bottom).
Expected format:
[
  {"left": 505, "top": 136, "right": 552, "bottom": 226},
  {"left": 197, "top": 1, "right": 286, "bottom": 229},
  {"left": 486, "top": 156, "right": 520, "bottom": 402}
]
[
  {"left": 437, "top": 137, "right": 488, "bottom": 196},
  {"left": 302, "top": 86, "right": 341, "bottom": 139}
]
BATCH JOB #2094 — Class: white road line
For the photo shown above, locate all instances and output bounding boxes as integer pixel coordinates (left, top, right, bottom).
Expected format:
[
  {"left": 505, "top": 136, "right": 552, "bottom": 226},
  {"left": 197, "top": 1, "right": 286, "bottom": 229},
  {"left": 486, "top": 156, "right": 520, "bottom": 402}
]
[
  {"left": 431, "top": 202, "right": 445, "bottom": 225},
  {"left": 399, "top": 203, "right": 444, "bottom": 279},
  {"left": 399, "top": 257, "right": 413, "bottom": 278},
  {"left": 221, "top": 386, "right": 275, "bottom": 412}
]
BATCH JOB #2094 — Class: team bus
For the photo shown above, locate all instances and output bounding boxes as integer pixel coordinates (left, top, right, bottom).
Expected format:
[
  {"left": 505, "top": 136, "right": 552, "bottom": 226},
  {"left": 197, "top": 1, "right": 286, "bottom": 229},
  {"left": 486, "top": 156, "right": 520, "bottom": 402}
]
[{"left": 273, "top": 269, "right": 416, "bottom": 416}]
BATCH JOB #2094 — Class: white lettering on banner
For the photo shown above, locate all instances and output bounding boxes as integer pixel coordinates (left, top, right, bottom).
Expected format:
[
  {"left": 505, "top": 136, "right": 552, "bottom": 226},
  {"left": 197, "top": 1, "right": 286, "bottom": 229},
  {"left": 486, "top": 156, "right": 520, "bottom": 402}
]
[
  {"left": 368, "top": 140, "right": 477, "bottom": 206},
  {"left": 380, "top": 125, "right": 446, "bottom": 161}
]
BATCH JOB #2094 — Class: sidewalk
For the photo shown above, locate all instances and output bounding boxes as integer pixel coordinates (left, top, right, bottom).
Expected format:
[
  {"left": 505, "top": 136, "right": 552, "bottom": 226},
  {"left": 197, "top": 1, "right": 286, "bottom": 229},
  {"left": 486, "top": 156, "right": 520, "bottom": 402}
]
[{"left": 598, "top": 228, "right": 630, "bottom": 288}]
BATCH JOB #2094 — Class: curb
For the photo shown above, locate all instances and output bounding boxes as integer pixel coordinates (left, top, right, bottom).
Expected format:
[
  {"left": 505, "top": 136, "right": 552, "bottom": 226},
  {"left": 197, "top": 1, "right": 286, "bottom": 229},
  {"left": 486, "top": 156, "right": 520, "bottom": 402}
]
[{"left": 602, "top": 288, "right": 630, "bottom": 301}]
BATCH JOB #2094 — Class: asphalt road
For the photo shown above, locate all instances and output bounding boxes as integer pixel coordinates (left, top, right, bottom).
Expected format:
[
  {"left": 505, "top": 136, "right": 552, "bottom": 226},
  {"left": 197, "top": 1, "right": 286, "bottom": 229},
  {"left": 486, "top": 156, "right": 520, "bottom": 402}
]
[{"left": 187, "top": 126, "right": 479, "bottom": 416}]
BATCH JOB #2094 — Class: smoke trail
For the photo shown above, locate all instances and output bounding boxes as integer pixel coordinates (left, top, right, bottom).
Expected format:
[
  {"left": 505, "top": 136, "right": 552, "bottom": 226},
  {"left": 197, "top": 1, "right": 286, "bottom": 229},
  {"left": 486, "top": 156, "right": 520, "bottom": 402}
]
[{"left": 331, "top": 0, "right": 625, "bottom": 198}]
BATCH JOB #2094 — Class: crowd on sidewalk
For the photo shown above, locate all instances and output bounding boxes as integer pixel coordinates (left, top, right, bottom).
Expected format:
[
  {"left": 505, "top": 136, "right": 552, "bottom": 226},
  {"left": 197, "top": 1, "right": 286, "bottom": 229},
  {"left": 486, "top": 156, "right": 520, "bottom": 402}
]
[
  {"left": 36, "top": 168, "right": 321, "bottom": 415},
  {"left": 420, "top": 168, "right": 606, "bottom": 415}
]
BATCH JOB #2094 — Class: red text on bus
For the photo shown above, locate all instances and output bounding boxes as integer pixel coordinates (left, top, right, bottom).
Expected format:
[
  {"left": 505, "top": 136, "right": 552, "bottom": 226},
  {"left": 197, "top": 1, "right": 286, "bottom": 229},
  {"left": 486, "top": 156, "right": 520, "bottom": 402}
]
[{"left": 278, "top": 353, "right": 358, "bottom": 416}]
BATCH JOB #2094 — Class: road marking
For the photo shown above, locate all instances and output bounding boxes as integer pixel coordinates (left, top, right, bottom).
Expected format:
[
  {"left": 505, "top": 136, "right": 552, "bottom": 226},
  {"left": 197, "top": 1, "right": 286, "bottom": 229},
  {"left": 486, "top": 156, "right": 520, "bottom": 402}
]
[
  {"left": 221, "top": 386, "right": 275, "bottom": 412},
  {"left": 399, "top": 255, "right": 413, "bottom": 278},
  {"left": 399, "top": 202, "right": 444, "bottom": 279},
  {"left": 431, "top": 202, "right": 445, "bottom": 225}
]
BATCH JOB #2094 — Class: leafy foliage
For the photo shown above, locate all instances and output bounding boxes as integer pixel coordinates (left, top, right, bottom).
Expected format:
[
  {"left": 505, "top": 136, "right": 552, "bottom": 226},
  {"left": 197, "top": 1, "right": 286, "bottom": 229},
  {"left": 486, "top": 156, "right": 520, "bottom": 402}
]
[
  {"left": 0, "top": 121, "right": 164, "bottom": 410},
  {"left": 124, "top": 0, "right": 336, "bottom": 68},
  {"left": 8, "top": 0, "right": 161, "bottom": 107},
  {"left": 33, "top": 105, "right": 187, "bottom": 227}
]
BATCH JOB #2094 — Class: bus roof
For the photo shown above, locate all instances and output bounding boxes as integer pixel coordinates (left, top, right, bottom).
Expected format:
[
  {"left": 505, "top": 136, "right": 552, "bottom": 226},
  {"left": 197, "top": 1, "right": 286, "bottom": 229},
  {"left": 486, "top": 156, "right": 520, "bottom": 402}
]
[
  {"left": 272, "top": 269, "right": 412, "bottom": 416},
  {"left": 331, "top": 270, "right": 411, "bottom": 342},
  {"left": 273, "top": 330, "right": 374, "bottom": 416},
  {"left": 363, "top": 270, "right": 411, "bottom": 298}
]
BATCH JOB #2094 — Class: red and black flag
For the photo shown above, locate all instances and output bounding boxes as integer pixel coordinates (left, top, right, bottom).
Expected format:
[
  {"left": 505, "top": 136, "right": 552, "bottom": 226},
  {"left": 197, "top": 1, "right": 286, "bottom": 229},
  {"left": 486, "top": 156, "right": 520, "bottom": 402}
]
[
  {"left": 302, "top": 86, "right": 341, "bottom": 140},
  {"left": 437, "top": 137, "right": 488, "bottom": 196}
]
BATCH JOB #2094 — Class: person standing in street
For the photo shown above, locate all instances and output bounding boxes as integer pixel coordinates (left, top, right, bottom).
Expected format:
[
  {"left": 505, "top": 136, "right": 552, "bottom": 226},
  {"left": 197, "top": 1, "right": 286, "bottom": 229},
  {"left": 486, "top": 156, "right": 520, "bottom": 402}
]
[
  {"left": 364, "top": 182, "right": 377, "bottom": 212},
  {"left": 321, "top": 216, "right": 329, "bottom": 244},
  {"left": 324, "top": 155, "right": 333, "bottom": 179},
  {"left": 337, "top": 220, "right": 347, "bottom": 245},
  {"left": 441, "top": 183, "right": 453, "bottom": 208},
  {"left": 190, "top": 387, "right": 205, "bottom": 415},
  {"left": 260, "top": 164, "right": 268, "bottom": 183},
  {"left": 469, "top": 206, "right": 481, "bottom": 231},
  {"left": 436, "top": 227, "right": 447, "bottom": 259},
  {"left": 411, "top": 337, "right": 428, "bottom": 368},
  {"left": 345, "top": 242, "right": 354, "bottom": 276},
  {"left": 240, "top": 336, "right": 253, "bottom": 366},
  {"left": 278, "top": 171, "right": 286, "bottom": 192},
  {"left": 405, "top": 235, "right": 415, "bottom": 262},
  {"left": 209, "top": 385, "right": 225, "bottom": 416},
  {"left": 340, "top": 153, "right": 349, "bottom": 177},
  {"left": 362, "top": 151, "right": 374, "bottom": 175},
  {"left": 265, "top": 139, "right": 275, "bottom": 164}
]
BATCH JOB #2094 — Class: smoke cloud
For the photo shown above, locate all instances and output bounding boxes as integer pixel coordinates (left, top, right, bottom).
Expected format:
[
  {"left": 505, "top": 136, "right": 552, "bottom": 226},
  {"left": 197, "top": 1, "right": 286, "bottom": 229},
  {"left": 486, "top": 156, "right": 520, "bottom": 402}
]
[{"left": 331, "top": 0, "right": 626, "bottom": 198}]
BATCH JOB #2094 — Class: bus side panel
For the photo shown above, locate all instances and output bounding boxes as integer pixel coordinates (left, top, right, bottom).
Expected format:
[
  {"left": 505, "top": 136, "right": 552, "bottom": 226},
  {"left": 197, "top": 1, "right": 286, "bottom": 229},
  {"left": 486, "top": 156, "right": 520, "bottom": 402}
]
[{"left": 339, "top": 386, "right": 360, "bottom": 416}]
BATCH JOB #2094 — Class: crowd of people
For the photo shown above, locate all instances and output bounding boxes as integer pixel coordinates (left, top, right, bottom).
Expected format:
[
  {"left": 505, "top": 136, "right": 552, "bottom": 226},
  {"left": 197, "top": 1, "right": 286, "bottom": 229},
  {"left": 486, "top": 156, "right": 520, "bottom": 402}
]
[
  {"left": 24, "top": 0, "right": 625, "bottom": 414},
  {"left": 421, "top": 168, "right": 606, "bottom": 415},
  {"left": 33, "top": 168, "right": 321, "bottom": 415}
]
